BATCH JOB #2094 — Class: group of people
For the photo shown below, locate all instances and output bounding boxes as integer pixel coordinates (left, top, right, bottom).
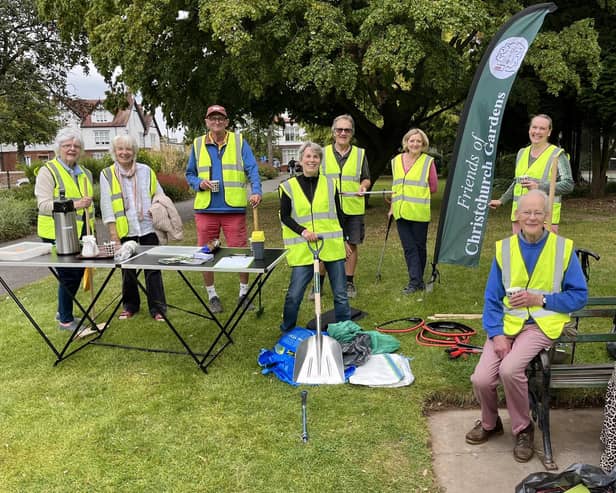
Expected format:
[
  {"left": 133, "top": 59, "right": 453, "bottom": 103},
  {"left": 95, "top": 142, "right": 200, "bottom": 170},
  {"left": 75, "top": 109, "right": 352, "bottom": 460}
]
[{"left": 37, "top": 108, "right": 593, "bottom": 465}]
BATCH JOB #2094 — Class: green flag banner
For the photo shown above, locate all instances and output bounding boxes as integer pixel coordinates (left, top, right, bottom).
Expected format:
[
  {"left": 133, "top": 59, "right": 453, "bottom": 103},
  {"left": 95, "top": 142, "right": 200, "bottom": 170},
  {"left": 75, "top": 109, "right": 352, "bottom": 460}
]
[{"left": 433, "top": 3, "right": 557, "bottom": 268}]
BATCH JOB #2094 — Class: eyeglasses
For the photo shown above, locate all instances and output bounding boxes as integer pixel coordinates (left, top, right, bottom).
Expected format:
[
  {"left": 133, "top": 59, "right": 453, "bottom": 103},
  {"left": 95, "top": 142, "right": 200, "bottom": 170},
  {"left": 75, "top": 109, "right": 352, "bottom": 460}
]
[
  {"left": 207, "top": 116, "right": 227, "bottom": 123},
  {"left": 334, "top": 128, "right": 353, "bottom": 134},
  {"left": 519, "top": 210, "right": 546, "bottom": 218},
  {"left": 61, "top": 143, "right": 81, "bottom": 150}
]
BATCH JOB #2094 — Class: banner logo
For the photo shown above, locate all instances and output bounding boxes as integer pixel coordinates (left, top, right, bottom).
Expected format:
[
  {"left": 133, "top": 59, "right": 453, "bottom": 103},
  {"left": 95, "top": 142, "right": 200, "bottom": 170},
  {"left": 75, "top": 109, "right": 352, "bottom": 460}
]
[{"left": 489, "top": 37, "right": 529, "bottom": 80}]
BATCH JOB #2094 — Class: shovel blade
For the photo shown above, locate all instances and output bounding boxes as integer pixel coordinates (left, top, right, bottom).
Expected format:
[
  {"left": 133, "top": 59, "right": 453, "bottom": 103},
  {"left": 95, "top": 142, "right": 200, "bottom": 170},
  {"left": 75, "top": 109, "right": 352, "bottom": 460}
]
[{"left": 293, "top": 334, "right": 345, "bottom": 385}]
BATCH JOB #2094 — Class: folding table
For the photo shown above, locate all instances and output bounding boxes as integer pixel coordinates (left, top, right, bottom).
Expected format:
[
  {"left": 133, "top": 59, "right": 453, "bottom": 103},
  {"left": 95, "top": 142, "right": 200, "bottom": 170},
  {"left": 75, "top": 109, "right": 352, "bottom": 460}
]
[
  {"left": 118, "top": 246, "right": 287, "bottom": 372},
  {"left": 1, "top": 245, "right": 286, "bottom": 373}
]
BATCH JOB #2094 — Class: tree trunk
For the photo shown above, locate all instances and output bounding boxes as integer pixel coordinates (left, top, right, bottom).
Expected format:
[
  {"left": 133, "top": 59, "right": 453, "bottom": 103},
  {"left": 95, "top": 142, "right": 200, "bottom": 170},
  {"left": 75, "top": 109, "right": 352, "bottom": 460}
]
[
  {"left": 17, "top": 142, "right": 26, "bottom": 166},
  {"left": 590, "top": 130, "right": 606, "bottom": 198}
]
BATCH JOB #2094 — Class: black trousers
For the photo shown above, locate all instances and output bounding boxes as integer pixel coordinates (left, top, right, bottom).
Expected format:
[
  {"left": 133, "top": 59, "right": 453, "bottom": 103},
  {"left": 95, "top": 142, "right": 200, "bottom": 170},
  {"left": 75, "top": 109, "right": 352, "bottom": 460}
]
[{"left": 121, "top": 232, "right": 167, "bottom": 316}]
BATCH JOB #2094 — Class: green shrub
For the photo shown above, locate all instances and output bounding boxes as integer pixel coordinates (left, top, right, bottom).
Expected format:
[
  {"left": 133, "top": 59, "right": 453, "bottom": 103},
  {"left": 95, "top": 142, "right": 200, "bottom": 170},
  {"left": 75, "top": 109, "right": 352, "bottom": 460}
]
[
  {"left": 157, "top": 172, "right": 193, "bottom": 202},
  {"left": 21, "top": 160, "right": 46, "bottom": 184},
  {"left": 0, "top": 195, "right": 37, "bottom": 241},
  {"left": 137, "top": 149, "right": 165, "bottom": 173},
  {"left": 79, "top": 155, "right": 113, "bottom": 183},
  {"left": 258, "top": 164, "right": 279, "bottom": 180}
]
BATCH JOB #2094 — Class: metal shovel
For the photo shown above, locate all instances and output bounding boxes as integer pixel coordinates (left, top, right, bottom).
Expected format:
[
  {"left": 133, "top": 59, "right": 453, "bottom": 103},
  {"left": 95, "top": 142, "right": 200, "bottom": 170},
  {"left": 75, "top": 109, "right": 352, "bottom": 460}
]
[{"left": 293, "top": 238, "right": 345, "bottom": 385}]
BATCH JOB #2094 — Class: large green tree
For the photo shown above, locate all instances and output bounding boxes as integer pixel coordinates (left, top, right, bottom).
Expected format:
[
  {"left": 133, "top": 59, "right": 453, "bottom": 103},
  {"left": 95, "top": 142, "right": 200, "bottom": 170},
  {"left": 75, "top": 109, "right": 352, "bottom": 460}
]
[{"left": 37, "top": 0, "right": 600, "bottom": 179}]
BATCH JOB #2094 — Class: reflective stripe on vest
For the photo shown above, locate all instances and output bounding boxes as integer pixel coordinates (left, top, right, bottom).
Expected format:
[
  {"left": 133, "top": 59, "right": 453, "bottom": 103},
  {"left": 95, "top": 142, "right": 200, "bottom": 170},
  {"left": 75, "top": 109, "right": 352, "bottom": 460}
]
[
  {"left": 511, "top": 145, "right": 564, "bottom": 223},
  {"left": 37, "top": 159, "right": 95, "bottom": 240},
  {"left": 496, "top": 232, "right": 573, "bottom": 339},
  {"left": 321, "top": 145, "right": 365, "bottom": 215},
  {"left": 391, "top": 153, "right": 431, "bottom": 222},
  {"left": 193, "top": 131, "right": 247, "bottom": 209},
  {"left": 102, "top": 165, "right": 157, "bottom": 239},
  {"left": 279, "top": 176, "right": 344, "bottom": 266}
]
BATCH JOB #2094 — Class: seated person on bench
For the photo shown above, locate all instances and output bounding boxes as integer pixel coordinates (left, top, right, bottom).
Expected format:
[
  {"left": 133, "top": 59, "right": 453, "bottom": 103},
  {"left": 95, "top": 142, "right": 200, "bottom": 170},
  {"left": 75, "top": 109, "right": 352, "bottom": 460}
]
[{"left": 465, "top": 189, "right": 587, "bottom": 463}]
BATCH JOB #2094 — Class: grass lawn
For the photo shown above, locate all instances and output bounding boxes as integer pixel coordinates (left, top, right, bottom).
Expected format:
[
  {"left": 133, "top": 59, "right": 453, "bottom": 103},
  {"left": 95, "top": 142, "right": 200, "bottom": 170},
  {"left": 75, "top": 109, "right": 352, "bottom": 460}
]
[{"left": 1, "top": 179, "right": 615, "bottom": 492}]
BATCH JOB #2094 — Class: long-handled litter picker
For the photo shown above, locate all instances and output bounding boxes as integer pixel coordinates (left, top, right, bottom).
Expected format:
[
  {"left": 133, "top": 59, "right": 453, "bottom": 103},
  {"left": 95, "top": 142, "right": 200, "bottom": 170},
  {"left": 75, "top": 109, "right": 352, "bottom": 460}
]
[
  {"left": 375, "top": 215, "right": 393, "bottom": 282},
  {"left": 300, "top": 390, "right": 308, "bottom": 443},
  {"left": 293, "top": 238, "right": 345, "bottom": 384}
]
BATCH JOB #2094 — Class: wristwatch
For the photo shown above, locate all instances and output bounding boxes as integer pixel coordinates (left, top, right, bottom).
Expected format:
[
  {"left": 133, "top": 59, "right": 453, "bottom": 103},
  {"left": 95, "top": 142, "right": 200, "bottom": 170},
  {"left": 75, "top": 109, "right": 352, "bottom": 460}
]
[{"left": 542, "top": 296, "right": 547, "bottom": 308}]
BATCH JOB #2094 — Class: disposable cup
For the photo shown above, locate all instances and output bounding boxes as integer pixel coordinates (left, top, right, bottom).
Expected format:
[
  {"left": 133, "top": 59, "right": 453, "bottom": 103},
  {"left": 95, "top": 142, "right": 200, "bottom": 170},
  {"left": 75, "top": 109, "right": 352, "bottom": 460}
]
[
  {"left": 506, "top": 286, "right": 525, "bottom": 297},
  {"left": 210, "top": 180, "right": 220, "bottom": 192}
]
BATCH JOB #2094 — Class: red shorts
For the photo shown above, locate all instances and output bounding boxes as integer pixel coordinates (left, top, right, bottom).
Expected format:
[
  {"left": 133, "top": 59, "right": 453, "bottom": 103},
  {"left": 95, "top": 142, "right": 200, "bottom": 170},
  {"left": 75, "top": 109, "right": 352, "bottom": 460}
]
[{"left": 195, "top": 213, "right": 248, "bottom": 247}]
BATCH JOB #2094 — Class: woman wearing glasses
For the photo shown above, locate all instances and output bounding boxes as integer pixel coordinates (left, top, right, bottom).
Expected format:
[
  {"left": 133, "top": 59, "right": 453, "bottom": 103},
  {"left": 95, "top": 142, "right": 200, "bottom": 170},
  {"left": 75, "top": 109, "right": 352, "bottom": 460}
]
[
  {"left": 388, "top": 128, "right": 438, "bottom": 295},
  {"left": 34, "top": 127, "right": 95, "bottom": 331}
]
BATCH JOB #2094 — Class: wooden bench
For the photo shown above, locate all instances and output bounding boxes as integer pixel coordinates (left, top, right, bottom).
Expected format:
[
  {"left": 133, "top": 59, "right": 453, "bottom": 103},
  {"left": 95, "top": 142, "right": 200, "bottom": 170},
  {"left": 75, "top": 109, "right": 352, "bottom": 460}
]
[{"left": 527, "top": 296, "right": 616, "bottom": 470}]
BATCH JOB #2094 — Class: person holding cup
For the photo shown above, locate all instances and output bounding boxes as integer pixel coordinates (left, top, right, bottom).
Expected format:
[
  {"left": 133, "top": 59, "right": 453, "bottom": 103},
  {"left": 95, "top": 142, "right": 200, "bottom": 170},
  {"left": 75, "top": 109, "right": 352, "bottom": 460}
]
[
  {"left": 185, "top": 104, "right": 262, "bottom": 313},
  {"left": 466, "top": 189, "right": 587, "bottom": 463},
  {"left": 489, "top": 114, "right": 573, "bottom": 233}
]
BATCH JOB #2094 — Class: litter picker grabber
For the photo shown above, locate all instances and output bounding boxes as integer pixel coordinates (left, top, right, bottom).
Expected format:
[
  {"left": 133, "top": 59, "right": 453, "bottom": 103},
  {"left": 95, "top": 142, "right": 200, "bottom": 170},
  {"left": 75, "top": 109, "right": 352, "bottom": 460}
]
[
  {"left": 293, "top": 237, "right": 345, "bottom": 385},
  {"left": 300, "top": 390, "right": 308, "bottom": 443},
  {"left": 375, "top": 215, "right": 393, "bottom": 282}
]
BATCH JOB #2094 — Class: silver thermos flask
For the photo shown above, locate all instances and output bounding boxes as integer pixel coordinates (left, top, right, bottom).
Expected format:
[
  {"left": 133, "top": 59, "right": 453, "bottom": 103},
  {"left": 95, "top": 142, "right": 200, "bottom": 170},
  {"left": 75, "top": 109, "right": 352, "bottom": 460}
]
[{"left": 53, "top": 191, "right": 80, "bottom": 255}]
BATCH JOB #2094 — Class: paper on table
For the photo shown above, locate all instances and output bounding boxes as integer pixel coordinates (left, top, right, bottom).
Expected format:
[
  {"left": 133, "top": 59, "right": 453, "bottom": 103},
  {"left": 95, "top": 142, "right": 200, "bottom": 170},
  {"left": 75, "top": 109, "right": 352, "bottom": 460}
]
[{"left": 214, "top": 256, "right": 254, "bottom": 269}]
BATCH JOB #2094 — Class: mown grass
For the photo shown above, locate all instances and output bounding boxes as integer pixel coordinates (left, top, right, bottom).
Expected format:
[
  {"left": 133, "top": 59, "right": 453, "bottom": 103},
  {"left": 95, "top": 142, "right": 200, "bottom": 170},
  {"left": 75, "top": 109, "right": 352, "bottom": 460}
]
[{"left": 1, "top": 179, "right": 615, "bottom": 492}]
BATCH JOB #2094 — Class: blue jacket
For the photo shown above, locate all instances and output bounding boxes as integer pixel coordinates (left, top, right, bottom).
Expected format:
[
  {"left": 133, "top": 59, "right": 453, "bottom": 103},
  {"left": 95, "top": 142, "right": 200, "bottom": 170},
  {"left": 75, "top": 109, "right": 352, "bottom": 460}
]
[
  {"left": 482, "top": 231, "right": 588, "bottom": 339},
  {"left": 185, "top": 133, "right": 262, "bottom": 213}
]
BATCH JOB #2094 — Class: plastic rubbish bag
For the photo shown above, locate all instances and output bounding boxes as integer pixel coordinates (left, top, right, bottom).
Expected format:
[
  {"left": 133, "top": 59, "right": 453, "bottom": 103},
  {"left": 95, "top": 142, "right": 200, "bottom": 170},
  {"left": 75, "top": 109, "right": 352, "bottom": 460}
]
[
  {"left": 515, "top": 463, "right": 616, "bottom": 493},
  {"left": 114, "top": 240, "right": 138, "bottom": 262}
]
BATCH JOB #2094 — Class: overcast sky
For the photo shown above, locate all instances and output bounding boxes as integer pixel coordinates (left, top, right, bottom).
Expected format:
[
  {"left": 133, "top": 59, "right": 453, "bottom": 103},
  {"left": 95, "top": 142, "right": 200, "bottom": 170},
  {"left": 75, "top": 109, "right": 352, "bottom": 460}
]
[{"left": 67, "top": 64, "right": 184, "bottom": 141}]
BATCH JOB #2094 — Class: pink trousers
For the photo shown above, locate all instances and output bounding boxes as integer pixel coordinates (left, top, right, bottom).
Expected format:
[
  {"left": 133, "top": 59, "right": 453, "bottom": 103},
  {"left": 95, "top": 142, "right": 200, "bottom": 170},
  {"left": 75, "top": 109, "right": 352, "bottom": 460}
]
[{"left": 470, "top": 324, "right": 553, "bottom": 435}]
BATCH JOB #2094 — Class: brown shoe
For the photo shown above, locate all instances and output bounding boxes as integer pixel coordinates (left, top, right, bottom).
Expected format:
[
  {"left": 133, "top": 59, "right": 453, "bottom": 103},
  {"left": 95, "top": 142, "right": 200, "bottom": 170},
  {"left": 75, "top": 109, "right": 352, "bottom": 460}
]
[
  {"left": 465, "top": 416, "right": 504, "bottom": 445},
  {"left": 513, "top": 423, "right": 534, "bottom": 462}
]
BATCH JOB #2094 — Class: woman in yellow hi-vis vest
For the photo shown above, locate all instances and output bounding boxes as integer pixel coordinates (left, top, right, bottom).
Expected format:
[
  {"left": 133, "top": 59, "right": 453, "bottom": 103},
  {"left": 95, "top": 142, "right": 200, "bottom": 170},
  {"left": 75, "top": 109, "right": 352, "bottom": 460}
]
[
  {"left": 389, "top": 128, "right": 438, "bottom": 295},
  {"left": 278, "top": 142, "right": 350, "bottom": 332},
  {"left": 34, "top": 127, "right": 95, "bottom": 332},
  {"left": 489, "top": 114, "right": 574, "bottom": 233},
  {"left": 100, "top": 134, "right": 167, "bottom": 322}
]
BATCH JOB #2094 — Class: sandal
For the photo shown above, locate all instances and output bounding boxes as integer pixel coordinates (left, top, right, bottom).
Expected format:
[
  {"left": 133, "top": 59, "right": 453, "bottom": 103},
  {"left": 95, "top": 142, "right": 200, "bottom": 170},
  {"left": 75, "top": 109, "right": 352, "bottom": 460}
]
[{"left": 118, "top": 310, "right": 134, "bottom": 320}]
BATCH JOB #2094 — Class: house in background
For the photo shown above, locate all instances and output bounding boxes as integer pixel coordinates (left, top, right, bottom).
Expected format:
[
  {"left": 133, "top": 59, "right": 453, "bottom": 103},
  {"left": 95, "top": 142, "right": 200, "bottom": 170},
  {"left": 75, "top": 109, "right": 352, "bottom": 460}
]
[
  {"left": 0, "top": 94, "right": 162, "bottom": 170},
  {"left": 274, "top": 114, "right": 307, "bottom": 166}
]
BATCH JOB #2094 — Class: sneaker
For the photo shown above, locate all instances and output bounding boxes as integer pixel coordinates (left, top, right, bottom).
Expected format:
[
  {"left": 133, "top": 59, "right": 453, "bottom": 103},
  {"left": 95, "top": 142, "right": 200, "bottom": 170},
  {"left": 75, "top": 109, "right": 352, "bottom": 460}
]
[
  {"left": 57, "top": 320, "right": 79, "bottom": 332},
  {"left": 118, "top": 310, "right": 135, "bottom": 320},
  {"left": 402, "top": 285, "right": 418, "bottom": 295},
  {"left": 346, "top": 281, "right": 357, "bottom": 298},
  {"left": 153, "top": 313, "right": 165, "bottom": 322},
  {"left": 465, "top": 417, "right": 504, "bottom": 445},
  {"left": 239, "top": 295, "right": 255, "bottom": 312},
  {"left": 513, "top": 423, "right": 534, "bottom": 462},
  {"left": 209, "top": 296, "right": 223, "bottom": 314}
]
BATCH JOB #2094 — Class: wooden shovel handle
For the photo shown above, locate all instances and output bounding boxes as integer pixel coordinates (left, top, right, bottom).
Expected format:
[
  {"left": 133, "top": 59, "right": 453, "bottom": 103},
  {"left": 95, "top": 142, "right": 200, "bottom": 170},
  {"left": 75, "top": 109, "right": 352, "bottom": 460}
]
[{"left": 253, "top": 205, "right": 259, "bottom": 231}]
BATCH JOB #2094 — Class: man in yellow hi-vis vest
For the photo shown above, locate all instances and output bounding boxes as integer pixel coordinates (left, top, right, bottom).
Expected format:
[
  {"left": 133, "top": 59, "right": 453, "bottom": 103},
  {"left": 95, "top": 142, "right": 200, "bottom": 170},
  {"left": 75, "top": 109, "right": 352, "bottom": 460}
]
[
  {"left": 185, "top": 105, "right": 262, "bottom": 314},
  {"left": 35, "top": 127, "right": 95, "bottom": 332},
  {"left": 489, "top": 114, "right": 574, "bottom": 233},
  {"left": 318, "top": 114, "right": 370, "bottom": 299},
  {"left": 466, "top": 190, "right": 587, "bottom": 463}
]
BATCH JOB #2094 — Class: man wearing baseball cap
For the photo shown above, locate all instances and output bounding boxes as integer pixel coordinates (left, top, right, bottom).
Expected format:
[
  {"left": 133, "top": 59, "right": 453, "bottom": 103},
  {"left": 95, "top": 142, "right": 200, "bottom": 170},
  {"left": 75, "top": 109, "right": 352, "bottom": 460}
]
[{"left": 185, "top": 104, "right": 262, "bottom": 313}]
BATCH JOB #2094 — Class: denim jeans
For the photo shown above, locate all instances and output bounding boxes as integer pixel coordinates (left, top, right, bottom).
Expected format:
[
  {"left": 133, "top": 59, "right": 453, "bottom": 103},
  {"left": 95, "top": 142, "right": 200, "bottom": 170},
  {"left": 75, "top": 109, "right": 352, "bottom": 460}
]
[
  {"left": 396, "top": 218, "right": 428, "bottom": 289},
  {"left": 57, "top": 266, "right": 85, "bottom": 323},
  {"left": 281, "top": 259, "right": 350, "bottom": 331},
  {"left": 121, "top": 232, "right": 167, "bottom": 316}
]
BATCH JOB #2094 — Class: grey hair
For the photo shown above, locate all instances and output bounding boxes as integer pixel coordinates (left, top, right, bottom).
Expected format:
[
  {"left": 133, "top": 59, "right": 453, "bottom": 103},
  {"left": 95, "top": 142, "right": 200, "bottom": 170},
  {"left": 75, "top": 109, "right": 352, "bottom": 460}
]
[
  {"left": 53, "top": 127, "right": 84, "bottom": 155},
  {"left": 518, "top": 189, "right": 550, "bottom": 213},
  {"left": 401, "top": 128, "right": 429, "bottom": 152},
  {"left": 298, "top": 141, "right": 323, "bottom": 161},
  {"left": 331, "top": 114, "right": 355, "bottom": 134},
  {"left": 110, "top": 134, "right": 139, "bottom": 163}
]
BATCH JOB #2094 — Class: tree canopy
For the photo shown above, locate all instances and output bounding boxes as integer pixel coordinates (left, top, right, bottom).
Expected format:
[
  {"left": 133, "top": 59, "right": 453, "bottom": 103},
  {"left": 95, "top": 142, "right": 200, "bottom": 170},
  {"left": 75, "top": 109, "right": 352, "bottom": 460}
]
[
  {"left": 37, "top": 0, "right": 600, "bottom": 179},
  {"left": 0, "top": 0, "right": 87, "bottom": 163}
]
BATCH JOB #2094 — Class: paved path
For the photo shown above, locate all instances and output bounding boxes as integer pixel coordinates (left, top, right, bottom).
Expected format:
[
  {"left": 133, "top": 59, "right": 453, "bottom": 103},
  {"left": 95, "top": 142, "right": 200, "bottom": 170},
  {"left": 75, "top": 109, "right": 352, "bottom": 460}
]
[{"left": 0, "top": 174, "right": 288, "bottom": 295}]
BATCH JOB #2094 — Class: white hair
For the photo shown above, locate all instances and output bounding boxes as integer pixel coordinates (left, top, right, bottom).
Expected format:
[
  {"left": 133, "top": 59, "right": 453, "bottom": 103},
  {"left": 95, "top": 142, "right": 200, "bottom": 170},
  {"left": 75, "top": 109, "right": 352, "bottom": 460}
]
[{"left": 53, "top": 127, "right": 84, "bottom": 155}]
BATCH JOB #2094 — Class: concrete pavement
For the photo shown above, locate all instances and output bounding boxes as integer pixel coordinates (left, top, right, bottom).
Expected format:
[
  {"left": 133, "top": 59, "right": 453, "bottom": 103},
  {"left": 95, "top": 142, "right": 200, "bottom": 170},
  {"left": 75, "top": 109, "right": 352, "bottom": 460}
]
[{"left": 429, "top": 407, "right": 605, "bottom": 492}]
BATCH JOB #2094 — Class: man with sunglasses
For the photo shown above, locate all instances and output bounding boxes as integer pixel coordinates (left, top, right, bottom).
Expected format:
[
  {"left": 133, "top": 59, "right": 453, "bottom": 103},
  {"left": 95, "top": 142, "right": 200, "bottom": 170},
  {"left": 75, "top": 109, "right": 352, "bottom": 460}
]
[
  {"left": 185, "top": 104, "right": 262, "bottom": 313},
  {"left": 319, "top": 114, "right": 371, "bottom": 299}
]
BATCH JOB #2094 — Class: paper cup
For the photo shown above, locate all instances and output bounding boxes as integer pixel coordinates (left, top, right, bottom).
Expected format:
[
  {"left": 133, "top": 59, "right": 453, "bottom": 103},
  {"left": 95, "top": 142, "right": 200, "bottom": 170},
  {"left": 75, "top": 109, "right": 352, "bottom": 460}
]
[
  {"left": 210, "top": 180, "right": 220, "bottom": 192},
  {"left": 506, "top": 286, "right": 525, "bottom": 297}
]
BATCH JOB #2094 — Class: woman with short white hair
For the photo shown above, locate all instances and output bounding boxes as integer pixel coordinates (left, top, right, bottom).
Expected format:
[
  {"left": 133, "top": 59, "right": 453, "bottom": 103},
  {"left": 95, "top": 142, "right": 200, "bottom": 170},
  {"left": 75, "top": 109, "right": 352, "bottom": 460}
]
[{"left": 99, "top": 134, "right": 167, "bottom": 321}]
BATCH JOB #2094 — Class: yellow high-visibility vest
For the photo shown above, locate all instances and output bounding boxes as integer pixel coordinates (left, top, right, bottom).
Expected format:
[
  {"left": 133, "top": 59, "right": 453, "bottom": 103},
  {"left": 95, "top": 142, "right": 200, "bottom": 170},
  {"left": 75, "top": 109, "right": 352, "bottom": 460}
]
[
  {"left": 391, "top": 153, "right": 432, "bottom": 222},
  {"left": 496, "top": 232, "right": 573, "bottom": 339},
  {"left": 321, "top": 145, "right": 366, "bottom": 215},
  {"left": 279, "top": 175, "right": 344, "bottom": 266}
]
